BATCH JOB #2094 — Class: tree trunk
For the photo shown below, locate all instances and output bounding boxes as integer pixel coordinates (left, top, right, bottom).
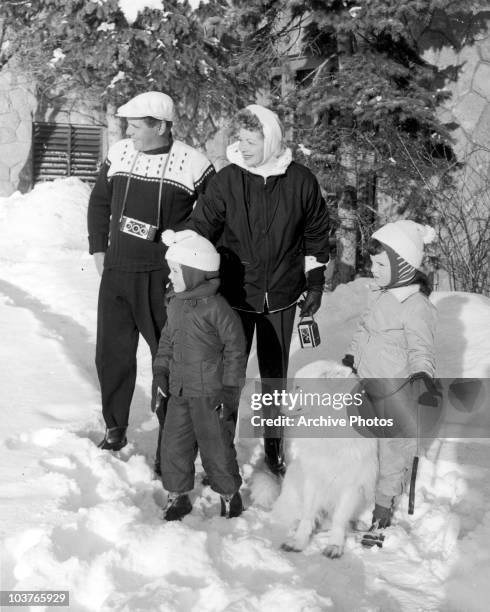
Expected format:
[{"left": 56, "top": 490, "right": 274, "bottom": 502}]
[
  {"left": 336, "top": 142, "right": 358, "bottom": 282},
  {"left": 336, "top": 182, "right": 357, "bottom": 283},
  {"left": 335, "top": 29, "right": 358, "bottom": 283}
]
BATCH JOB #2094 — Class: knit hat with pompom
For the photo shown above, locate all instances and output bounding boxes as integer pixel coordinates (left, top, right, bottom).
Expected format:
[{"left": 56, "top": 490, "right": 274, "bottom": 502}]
[
  {"left": 372, "top": 220, "right": 436, "bottom": 288},
  {"left": 161, "top": 229, "right": 220, "bottom": 272},
  {"left": 372, "top": 220, "right": 436, "bottom": 269}
]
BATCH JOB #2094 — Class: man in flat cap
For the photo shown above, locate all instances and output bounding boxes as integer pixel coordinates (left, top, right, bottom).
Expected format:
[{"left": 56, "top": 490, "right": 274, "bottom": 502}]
[{"left": 88, "top": 92, "right": 215, "bottom": 466}]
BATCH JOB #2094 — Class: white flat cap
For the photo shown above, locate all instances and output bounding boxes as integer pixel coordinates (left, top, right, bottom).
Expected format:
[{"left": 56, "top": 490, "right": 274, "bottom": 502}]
[{"left": 116, "top": 92, "right": 175, "bottom": 121}]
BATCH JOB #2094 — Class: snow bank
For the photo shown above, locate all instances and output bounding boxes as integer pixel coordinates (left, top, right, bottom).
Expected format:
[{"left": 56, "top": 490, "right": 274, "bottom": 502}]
[
  {"left": 431, "top": 291, "right": 490, "bottom": 377},
  {"left": 0, "top": 178, "right": 90, "bottom": 261}
]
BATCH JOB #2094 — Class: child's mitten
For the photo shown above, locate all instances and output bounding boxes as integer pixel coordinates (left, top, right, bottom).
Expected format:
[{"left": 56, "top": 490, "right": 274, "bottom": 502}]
[
  {"left": 342, "top": 354, "right": 357, "bottom": 374},
  {"left": 152, "top": 368, "right": 169, "bottom": 413},
  {"left": 410, "top": 371, "right": 442, "bottom": 408},
  {"left": 222, "top": 385, "right": 240, "bottom": 409},
  {"left": 220, "top": 385, "right": 241, "bottom": 421}
]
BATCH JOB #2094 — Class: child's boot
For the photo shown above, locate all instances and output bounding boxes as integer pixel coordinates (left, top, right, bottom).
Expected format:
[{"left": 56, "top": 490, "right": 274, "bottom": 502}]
[
  {"left": 164, "top": 493, "right": 192, "bottom": 521},
  {"left": 220, "top": 492, "right": 243, "bottom": 518},
  {"left": 361, "top": 503, "right": 393, "bottom": 548},
  {"left": 98, "top": 427, "right": 127, "bottom": 451}
]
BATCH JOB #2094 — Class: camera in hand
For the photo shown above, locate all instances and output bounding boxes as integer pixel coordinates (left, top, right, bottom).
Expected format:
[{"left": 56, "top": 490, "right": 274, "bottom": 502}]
[
  {"left": 120, "top": 216, "right": 158, "bottom": 241},
  {"left": 298, "top": 317, "right": 321, "bottom": 348}
]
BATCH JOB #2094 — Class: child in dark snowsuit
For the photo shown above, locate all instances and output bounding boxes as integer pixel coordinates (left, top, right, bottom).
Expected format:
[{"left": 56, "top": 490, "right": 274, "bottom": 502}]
[
  {"left": 152, "top": 229, "right": 247, "bottom": 520},
  {"left": 343, "top": 220, "right": 439, "bottom": 547}
]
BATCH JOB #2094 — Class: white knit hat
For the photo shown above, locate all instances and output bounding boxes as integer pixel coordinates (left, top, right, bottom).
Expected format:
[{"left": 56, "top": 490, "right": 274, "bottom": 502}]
[
  {"left": 372, "top": 220, "right": 436, "bottom": 269},
  {"left": 162, "top": 230, "right": 220, "bottom": 272},
  {"left": 116, "top": 92, "right": 175, "bottom": 121}
]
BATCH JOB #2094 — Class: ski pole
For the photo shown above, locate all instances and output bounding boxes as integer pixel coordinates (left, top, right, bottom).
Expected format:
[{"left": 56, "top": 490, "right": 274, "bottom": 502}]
[
  {"left": 408, "top": 456, "right": 418, "bottom": 514},
  {"left": 408, "top": 401, "right": 420, "bottom": 515}
]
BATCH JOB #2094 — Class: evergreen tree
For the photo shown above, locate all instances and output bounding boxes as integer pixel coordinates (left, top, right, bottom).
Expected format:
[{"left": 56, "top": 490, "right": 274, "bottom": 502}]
[
  {"left": 0, "top": 0, "right": 249, "bottom": 144},
  {"left": 230, "top": 0, "right": 487, "bottom": 279}
]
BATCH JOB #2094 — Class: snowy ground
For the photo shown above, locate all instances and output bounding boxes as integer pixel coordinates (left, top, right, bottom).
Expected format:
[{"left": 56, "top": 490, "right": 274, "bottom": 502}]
[{"left": 0, "top": 178, "right": 489, "bottom": 612}]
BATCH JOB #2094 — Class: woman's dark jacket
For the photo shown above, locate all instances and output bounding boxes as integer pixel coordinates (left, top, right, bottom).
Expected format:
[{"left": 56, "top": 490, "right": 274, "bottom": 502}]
[{"left": 187, "top": 162, "right": 330, "bottom": 313}]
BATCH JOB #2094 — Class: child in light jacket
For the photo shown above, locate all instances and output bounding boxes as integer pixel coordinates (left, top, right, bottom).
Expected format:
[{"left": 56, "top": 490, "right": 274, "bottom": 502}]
[
  {"left": 152, "top": 230, "right": 247, "bottom": 520},
  {"left": 343, "top": 220, "right": 439, "bottom": 547}
]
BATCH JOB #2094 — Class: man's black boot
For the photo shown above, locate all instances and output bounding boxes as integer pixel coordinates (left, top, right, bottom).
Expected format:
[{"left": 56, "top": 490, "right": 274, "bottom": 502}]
[{"left": 98, "top": 427, "right": 127, "bottom": 451}]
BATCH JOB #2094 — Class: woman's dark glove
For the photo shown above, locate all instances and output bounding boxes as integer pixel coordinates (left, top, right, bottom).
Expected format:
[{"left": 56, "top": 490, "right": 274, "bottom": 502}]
[
  {"left": 298, "top": 290, "right": 322, "bottom": 317},
  {"left": 306, "top": 266, "right": 326, "bottom": 291},
  {"left": 298, "top": 266, "right": 325, "bottom": 316},
  {"left": 151, "top": 368, "right": 169, "bottom": 413}
]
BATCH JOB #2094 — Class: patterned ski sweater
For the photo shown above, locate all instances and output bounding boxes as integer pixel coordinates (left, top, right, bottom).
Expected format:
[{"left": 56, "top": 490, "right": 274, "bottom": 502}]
[{"left": 87, "top": 138, "right": 215, "bottom": 272}]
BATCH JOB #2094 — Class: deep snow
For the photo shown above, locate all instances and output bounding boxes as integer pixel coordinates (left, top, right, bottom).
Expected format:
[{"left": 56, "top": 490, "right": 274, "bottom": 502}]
[{"left": 0, "top": 177, "right": 489, "bottom": 612}]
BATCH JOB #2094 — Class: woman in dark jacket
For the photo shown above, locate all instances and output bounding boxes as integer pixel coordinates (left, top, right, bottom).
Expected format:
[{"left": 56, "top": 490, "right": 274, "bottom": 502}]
[{"left": 186, "top": 105, "right": 330, "bottom": 476}]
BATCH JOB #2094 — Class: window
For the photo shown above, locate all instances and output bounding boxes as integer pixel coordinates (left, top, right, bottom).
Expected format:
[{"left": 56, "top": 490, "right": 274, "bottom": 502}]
[{"left": 32, "top": 122, "right": 102, "bottom": 184}]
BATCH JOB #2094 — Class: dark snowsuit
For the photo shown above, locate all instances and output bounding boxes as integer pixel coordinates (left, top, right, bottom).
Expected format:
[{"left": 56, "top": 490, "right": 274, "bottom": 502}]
[{"left": 153, "top": 278, "right": 247, "bottom": 495}]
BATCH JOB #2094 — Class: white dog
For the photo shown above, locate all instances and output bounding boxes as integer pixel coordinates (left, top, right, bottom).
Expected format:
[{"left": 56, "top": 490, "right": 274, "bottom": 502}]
[{"left": 268, "top": 361, "right": 378, "bottom": 558}]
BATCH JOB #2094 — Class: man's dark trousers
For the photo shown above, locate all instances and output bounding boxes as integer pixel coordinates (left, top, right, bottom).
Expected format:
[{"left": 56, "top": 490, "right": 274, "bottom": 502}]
[{"left": 96, "top": 268, "right": 167, "bottom": 429}]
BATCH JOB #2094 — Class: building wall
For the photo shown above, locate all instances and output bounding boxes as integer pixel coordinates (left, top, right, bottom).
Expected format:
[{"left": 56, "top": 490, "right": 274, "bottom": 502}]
[
  {"left": 0, "top": 62, "right": 107, "bottom": 197},
  {"left": 0, "top": 67, "right": 38, "bottom": 196},
  {"left": 424, "top": 20, "right": 490, "bottom": 180}
]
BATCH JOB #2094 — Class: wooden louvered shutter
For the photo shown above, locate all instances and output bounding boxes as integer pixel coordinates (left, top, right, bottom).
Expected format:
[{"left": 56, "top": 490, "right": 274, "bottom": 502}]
[
  {"left": 33, "top": 122, "right": 102, "bottom": 185},
  {"left": 70, "top": 125, "right": 102, "bottom": 182}
]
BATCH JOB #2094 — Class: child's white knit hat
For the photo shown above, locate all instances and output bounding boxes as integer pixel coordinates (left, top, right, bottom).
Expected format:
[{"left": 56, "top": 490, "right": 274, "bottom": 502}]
[
  {"left": 372, "top": 220, "right": 436, "bottom": 269},
  {"left": 162, "top": 229, "right": 220, "bottom": 272}
]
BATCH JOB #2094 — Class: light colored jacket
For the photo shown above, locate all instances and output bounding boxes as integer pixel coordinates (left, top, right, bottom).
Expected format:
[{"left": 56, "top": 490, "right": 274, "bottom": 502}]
[{"left": 351, "top": 284, "right": 436, "bottom": 379}]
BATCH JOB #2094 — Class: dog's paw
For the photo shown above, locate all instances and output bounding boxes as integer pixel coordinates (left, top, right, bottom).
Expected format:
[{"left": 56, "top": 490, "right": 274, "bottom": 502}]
[
  {"left": 280, "top": 541, "right": 302, "bottom": 553},
  {"left": 281, "top": 531, "right": 309, "bottom": 552},
  {"left": 322, "top": 544, "right": 344, "bottom": 559}
]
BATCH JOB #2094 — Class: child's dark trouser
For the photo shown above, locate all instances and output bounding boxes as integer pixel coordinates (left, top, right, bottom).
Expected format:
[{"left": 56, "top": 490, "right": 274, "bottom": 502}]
[
  {"left": 96, "top": 269, "right": 167, "bottom": 428},
  {"left": 161, "top": 395, "right": 242, "bottom": 495}
]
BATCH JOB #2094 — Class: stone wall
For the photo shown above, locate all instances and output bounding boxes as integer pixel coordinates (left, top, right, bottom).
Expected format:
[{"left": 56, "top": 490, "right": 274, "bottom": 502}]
[
  {"left": 422, "top": 14, "right": 490, "bottom": 293},
  {"left": 0, "top": 67, "right": 38, "bottom": 196},
  {"left": 424, "top": 20, "right": 490, "bottom": 168}
]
